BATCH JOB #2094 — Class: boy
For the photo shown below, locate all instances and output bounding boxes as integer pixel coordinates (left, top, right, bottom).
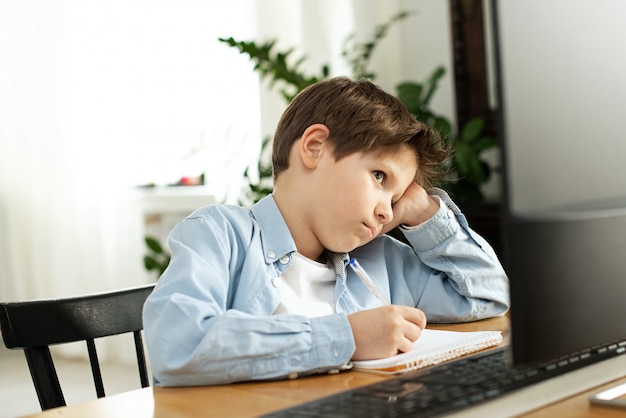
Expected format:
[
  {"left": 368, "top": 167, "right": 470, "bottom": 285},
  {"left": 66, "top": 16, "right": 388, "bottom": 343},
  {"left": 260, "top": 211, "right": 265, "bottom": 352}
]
[{"left": 143, "top": 77, "right": 509, "bottom": 387}]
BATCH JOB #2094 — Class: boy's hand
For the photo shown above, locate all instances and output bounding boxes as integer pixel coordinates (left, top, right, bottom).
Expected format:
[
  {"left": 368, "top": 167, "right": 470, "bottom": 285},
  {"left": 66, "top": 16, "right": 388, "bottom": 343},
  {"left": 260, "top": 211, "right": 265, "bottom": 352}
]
[
  {"left": 381, "top": 182, "right": 440, "bottom": 235},
  {"left": 347, "top": 305, "right": 427, "bottom": 360}
]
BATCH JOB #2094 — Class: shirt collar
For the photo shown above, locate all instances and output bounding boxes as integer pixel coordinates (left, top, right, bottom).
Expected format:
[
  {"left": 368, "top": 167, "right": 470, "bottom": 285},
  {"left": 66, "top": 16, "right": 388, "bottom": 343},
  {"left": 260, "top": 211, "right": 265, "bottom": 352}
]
[{"left": 250, "top": 194, "right": 298, "bottom": 264}]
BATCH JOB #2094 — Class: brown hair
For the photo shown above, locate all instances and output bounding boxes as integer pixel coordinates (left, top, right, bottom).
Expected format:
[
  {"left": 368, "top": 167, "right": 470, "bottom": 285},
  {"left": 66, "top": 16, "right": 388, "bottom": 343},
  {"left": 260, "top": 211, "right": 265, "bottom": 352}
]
[{"left": 271, "top": 77, "right": 450, "bottom": 188}]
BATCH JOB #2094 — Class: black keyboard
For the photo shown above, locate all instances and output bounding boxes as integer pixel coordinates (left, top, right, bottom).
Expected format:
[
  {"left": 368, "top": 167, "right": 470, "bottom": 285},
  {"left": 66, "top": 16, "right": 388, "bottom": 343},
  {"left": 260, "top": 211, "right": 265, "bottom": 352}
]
[{"left": 263, "top": 341, "right": 626, "bottom": 417}]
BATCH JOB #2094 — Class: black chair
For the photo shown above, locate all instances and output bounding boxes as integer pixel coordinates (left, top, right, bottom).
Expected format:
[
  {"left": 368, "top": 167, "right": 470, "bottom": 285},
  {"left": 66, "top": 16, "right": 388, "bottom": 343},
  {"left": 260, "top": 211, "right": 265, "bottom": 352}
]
[{"left": 0, "top": 284, "right": 155, "bottom": 410}]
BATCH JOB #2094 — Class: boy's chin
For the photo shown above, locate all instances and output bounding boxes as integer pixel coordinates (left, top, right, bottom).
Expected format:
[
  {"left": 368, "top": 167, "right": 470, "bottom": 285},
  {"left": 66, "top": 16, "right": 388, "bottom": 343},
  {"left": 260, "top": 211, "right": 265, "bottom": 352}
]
[{"left": 328, "top": 238, "right": 375, "bottom": 254}]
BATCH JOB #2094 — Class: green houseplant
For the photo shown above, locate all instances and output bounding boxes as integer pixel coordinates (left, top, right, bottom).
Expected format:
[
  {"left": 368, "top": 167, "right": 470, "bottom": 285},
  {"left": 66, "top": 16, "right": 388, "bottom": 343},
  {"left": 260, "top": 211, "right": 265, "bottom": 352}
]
[
  {"left": 219, "top": 10, "right": 496, "bottom": 206},
  {"left": 143, "top": 236, "right": 171, "bottom": 277},
  {"left": 143, "top": 11, "right": 499, "bottom": 275}
]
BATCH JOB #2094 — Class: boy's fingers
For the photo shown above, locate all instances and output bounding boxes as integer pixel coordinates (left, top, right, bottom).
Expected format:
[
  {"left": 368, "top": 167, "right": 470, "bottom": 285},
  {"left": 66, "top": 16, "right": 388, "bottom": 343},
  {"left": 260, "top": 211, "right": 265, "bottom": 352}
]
[
  {"left": 404, "top": 307, "right": 427, "bottom": 329},
  {"left": 398, "top": 337, "right": 415, "bottom": 354},
  {"left": 404, "top": 322, "right": 423, "bottom": 343}
]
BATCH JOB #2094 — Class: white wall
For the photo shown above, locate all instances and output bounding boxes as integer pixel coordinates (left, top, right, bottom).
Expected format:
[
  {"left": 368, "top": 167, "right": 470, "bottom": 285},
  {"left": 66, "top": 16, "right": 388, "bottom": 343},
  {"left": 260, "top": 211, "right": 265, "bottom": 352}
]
[{"left": 254, "top": 0, "right": 454, "bottom": 141}]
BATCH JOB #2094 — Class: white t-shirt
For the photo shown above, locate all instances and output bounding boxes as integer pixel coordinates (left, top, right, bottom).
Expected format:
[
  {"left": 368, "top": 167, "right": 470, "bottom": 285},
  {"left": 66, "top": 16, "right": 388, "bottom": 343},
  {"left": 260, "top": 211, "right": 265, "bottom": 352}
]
[{"left": 272, "top": 252, "right": 336, "bottom": 317}]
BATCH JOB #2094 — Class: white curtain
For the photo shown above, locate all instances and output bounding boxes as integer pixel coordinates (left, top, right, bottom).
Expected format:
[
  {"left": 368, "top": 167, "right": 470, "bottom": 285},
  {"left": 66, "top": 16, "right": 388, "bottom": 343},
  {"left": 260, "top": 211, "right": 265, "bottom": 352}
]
[
  {"left": 0, "top": 0, "right": 262, "bottom": 305},
  {"left": 0, "top": 0, "right": 451, "bottom": 360}
]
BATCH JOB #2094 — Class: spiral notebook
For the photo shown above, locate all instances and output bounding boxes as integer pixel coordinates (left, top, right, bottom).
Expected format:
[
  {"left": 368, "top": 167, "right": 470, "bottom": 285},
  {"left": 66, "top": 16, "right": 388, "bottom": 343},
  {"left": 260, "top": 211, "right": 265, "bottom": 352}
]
[{"left": 352, "top": 329, "right": 503, "bottom": 374}]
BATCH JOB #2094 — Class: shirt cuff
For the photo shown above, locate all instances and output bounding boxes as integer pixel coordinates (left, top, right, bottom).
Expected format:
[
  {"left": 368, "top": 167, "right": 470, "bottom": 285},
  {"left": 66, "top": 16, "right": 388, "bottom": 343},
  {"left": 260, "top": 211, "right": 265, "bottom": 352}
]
[
  {"left": 399, "top": 196, "right": 460, "bottom": 252},
  {"left": 310, "top": 313, "right": 355, "bottom": 371}
]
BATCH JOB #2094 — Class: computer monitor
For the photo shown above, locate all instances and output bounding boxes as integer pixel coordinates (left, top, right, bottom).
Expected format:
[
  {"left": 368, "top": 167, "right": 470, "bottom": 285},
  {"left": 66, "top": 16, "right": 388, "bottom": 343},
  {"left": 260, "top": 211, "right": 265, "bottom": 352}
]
[{"left": 491, "top": 0, "right": 626, "bottom": 364}]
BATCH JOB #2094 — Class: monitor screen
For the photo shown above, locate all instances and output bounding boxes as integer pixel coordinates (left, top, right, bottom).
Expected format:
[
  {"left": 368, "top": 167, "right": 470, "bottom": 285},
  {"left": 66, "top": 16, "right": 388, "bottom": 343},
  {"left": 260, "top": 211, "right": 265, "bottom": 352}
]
[{"left": 491, "top": 0, "right": 626, "bottom": 363}]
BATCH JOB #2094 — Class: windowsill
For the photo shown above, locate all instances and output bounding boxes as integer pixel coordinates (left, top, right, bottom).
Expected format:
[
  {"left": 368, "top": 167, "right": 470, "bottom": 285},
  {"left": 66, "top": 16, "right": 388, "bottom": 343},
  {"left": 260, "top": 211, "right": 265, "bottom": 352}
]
[{"left": 135, "top": 185, "right": 217, "bottom": 214}]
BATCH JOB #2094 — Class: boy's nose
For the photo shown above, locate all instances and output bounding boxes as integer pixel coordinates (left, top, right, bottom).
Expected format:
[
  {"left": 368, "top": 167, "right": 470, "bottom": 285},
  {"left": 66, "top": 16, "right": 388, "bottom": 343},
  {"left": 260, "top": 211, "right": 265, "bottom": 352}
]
[{"left": 375, "top": 202, "right": 393, "bottom": 225}]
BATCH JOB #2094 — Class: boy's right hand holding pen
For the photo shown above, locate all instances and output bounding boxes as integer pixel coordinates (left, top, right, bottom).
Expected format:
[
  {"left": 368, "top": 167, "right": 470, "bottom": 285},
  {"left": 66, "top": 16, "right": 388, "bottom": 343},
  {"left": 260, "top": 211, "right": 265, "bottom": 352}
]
[
  {"left": 347, "top": 303, "right": 426, "bottom": 360},
  {"left": 347, "top": 258, "right": 427, "bottom": 360}
]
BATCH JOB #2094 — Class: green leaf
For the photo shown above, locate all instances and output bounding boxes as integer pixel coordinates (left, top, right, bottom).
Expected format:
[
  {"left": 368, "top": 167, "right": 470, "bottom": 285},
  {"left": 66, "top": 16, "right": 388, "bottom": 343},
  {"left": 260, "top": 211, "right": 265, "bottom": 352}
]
[
  {"left": 342, "top": 10, "right": 415, "bottom": 79},
  {"left": 219, "top": 37, "right": 321, "bottom": 104},
  {"left": 432, "top": 116, "right": 453, "bottom": 138},
  {"left": 454, "top": 143, "right": 472, "bottom": 176},
  {"left": 143, "top": 256, "right": 158, "bottom": 270},
  {"left": 472, "top": 136, "right": 496, "bottom": 153},
  {"left": 460, "top": 118, "right": 484, "bottom": 142},
  {"left": 145, "top": 236, "right": 164, "bottom": 254},
  {"left": 396, "top": 82, "right": 424, "bottom": 115},
  {"left": 465, "top": 155, "right": 485, "bottom": 183},
  {"left": 421, "top": 66, "right": 446, "bottom": 106}
]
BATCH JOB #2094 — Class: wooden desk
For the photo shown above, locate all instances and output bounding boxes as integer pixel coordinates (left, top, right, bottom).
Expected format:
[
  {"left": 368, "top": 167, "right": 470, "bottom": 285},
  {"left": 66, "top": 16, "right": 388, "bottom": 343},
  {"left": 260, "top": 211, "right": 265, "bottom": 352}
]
[{"left": 22, "top": 317, "right": 626, "bottom": 418}]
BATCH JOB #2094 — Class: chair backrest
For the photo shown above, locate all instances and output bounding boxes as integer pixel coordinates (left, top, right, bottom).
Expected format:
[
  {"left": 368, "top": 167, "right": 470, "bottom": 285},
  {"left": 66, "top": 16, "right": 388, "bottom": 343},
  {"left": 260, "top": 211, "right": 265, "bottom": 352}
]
[{"left": 0, "top": 284, "right": 155, "bottom": 410}]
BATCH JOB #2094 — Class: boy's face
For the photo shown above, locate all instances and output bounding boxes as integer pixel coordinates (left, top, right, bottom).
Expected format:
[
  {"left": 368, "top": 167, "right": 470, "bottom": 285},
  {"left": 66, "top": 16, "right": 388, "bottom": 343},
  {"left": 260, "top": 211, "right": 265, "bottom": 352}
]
[{"left": 309, "top": 145, "right": 418, "bottom": 253}]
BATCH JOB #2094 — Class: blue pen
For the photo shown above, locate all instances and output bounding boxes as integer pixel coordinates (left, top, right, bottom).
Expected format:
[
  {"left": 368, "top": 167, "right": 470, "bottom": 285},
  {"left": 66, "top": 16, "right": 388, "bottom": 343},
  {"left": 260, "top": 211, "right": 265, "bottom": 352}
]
[{"left": 348, "top": 258, "right": 389, "bottom": 306}]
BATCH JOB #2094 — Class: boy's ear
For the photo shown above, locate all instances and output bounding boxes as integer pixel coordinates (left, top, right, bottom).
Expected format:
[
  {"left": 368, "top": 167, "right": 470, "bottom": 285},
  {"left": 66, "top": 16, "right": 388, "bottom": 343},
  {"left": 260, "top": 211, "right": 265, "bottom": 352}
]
[{"left": 299, "top": 124, "right": 330, "bottom": 169}]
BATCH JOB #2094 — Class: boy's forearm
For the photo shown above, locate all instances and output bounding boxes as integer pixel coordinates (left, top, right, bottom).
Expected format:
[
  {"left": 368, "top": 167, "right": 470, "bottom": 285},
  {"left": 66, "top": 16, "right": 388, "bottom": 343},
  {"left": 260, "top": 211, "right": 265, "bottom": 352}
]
[
  {"left": 399, "top": 189, "right": 510, "bottom": 321},
  {"left": 144, "top": 291, "right": 355, "bottom": 386}
]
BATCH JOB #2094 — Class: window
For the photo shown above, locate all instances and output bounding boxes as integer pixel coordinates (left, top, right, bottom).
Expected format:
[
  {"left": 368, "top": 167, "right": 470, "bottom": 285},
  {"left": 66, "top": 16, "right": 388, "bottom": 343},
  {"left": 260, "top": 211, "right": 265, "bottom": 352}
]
[{"left": 66, "top": 0, "right": 262, "bottom": 201}]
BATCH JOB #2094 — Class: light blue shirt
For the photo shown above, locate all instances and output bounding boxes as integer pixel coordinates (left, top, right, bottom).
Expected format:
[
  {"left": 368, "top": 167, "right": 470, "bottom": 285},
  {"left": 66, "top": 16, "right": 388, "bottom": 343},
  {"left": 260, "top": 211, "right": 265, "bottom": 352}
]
[{"left": 143, "top": 189, "right": 509, "bottom": 386}]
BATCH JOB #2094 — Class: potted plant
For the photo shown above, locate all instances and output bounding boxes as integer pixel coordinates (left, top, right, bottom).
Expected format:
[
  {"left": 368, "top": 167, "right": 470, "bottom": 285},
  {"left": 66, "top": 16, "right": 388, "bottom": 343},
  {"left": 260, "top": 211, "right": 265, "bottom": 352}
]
[
  {"left": 219, "top": 10, "right": 497, "bottom": 207},
  {"left": 143, "top": 11, "right": 501, "bottom": 274}
]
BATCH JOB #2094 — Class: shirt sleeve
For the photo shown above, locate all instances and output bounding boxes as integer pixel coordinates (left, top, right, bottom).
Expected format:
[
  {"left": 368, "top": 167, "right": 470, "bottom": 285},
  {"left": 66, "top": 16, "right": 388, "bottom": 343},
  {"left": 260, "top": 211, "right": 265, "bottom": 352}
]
[
  {"left": 142, "top": 212, "right": 355, "bottom": 387},
  {"left": 397, "top": 188, "right": 510, "bottom": 322}
]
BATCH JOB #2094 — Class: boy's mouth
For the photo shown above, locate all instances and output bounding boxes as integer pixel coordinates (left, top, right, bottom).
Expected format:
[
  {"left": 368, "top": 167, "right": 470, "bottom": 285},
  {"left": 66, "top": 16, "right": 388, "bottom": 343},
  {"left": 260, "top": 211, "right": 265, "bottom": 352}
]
[{"left": 362, "top": 223, "right": 377, "bottom": 239}]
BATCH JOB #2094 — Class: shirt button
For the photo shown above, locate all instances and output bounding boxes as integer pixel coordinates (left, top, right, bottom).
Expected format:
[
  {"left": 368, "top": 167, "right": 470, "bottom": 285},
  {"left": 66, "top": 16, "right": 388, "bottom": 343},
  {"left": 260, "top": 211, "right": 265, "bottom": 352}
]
[
  {"left": 279, "top": 255, "right": 290, "bottom": 265},
  {"left": 271, "top": 278, "right": 280, "bottom": 288},
  {"left": 447, "top": 209, "right": 455, "bottom": 219},
  {"left": 267, "top": 251, "right": 276, "bottom": 259}
]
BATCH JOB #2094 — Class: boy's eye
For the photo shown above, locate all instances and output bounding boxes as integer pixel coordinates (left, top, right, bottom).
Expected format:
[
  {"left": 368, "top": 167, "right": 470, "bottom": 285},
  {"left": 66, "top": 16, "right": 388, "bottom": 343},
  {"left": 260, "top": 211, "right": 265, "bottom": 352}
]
[{"left": 373, "top": 171, "right": 386, "bottom": 184}]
